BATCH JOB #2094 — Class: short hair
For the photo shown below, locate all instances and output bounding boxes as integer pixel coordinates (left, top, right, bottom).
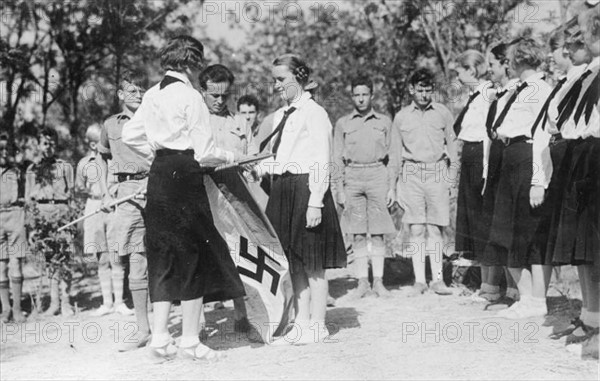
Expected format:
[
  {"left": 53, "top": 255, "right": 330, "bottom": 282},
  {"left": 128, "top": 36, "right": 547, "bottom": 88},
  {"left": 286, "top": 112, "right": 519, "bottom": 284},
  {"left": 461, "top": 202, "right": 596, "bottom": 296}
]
[
  {"left": 85, "top": 124, "right": 102, "bottom": 143},
  {"left": 160, "top": 35, "right": 205, "bottom": 71},
  {"left": 120, "top": 69, "right": 148, "bottom": 91},
  {"left": 350, "top": 75, "right": 374, "bottom": 93},
  {"left": 409, "top": 68, "right": 434, "bottom": 87},
  {"left": 273, "top": 54, "right": 311, "bottom": 86},
  {"left": 38, "top": 127, "right": 58, "bottom": 144},
  {"left": 508, "top": 38, "right": 545, "bottom": 69},
  {"left": 548, "top": 28, "right": 565, "bottom": 51},
  {"left": 579, "top": 7, "right": 600, "bottom": 41},
  {"left": 198, "top": 64, "right": 235, "bottom": 91},
  {"left": 456, "top": 49, "right": 487, "bottom": 78},
  {"left": 489, "top": 37, "right": 522, "bottom": 63},
  {"left": 237, "top": 95, "right": 259, "bottom": 112}
]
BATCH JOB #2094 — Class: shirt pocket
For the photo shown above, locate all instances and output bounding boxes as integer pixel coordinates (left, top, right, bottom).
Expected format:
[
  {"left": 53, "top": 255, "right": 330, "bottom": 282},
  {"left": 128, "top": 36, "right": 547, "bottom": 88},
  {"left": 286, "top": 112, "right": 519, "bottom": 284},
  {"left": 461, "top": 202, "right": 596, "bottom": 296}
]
[
  {"left": 372, "top": 124, "right": 387, "bottom": 147},
  {"left": 344, "top": 126, "right": 361, "bottom": 146}
]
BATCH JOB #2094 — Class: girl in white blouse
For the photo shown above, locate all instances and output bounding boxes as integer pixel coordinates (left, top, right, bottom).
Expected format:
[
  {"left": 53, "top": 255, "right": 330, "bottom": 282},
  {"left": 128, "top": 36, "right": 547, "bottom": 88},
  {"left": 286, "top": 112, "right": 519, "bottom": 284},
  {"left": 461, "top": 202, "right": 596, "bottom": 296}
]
[
  {"left": 122, "top": 36, "right": 244, "bottom": 362},
  {"left": 260, "top": 54, "right": 346, "bottom": 345}
]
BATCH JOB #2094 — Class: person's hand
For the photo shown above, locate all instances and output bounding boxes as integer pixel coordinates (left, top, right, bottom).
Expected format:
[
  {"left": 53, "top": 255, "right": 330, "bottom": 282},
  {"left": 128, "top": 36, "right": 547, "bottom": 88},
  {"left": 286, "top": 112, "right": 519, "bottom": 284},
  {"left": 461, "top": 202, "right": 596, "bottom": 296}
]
[
  {"left": 306, "top": 206, "right": 322, "bottom": 228},
  {"left": 529, "top": 185, "right": 545, "bottom": 208},
  {"left": 100, "top": 193, "right": 115, "bottom": 213},
  {"left": 386, "top": 188, "right": 395, "bottom": 208}
]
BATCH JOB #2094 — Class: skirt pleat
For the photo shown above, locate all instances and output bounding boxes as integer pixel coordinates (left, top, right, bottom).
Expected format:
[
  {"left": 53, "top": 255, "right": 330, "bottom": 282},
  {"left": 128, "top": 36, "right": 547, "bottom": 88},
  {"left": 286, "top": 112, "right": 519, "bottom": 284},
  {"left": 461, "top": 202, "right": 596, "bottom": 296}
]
[{"left": 266, "top": 173, "right": 347, "bottom": 274}]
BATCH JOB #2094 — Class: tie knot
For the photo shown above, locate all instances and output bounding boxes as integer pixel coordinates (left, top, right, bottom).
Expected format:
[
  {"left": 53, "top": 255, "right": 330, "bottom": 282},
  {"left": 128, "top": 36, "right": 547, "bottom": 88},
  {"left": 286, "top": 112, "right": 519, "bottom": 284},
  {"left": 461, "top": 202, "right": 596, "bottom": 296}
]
[
  {"left": 284, "top": 107, "right": 297, "bottom": 116},
  {"left": 581, "top": 69, "right": 593, "bottom": 80},
  {"left": 517, "top": 81, "right": 528, "bottom": 91}
]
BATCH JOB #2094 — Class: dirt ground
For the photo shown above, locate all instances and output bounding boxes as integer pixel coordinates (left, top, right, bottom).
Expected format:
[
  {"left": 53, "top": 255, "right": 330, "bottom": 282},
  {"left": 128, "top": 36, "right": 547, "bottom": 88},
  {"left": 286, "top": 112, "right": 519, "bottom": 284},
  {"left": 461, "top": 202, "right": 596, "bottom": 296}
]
[{"left": 0, "top": 260, "right": 597, "bottom": 381}]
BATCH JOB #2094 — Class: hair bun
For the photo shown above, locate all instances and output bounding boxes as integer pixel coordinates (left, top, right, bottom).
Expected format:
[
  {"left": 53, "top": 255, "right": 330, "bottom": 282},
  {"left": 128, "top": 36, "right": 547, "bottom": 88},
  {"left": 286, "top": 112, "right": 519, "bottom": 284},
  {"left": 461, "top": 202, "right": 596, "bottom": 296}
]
[{"left": 293, "top": 65, "right": 310, "bottom": 81}]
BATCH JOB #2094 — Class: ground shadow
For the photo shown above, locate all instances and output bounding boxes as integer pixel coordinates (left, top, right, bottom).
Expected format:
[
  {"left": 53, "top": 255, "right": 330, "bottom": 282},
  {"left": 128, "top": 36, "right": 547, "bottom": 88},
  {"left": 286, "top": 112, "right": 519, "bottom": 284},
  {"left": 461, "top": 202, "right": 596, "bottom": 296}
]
[
  {"left": 543, "top": 295, "right": 582, "bottom": 334},
  {"left": 326, "top": 307, "right": 361, "bottom": 335}
]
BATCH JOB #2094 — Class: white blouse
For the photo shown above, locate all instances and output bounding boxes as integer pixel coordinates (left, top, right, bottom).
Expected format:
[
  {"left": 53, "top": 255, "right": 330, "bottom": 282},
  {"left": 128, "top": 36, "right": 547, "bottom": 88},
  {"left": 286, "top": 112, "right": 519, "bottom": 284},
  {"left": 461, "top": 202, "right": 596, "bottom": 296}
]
[
  {"left": 458, "top": 80, "right": 495, "bottom": 143},
  {"left": 546, "top": 64, "right": 588, "bottom": 138},
  {"left": 259, "top": 92, "right": 332, "bottom": 208},
  {"left": 121, "top": 70, "right": 234, "bottom": 165}
]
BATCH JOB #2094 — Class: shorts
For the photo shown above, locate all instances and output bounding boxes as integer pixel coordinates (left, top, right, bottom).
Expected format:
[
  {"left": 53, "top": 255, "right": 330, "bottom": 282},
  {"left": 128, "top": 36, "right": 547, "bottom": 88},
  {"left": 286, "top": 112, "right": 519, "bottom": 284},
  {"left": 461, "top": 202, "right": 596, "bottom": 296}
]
[
  {"left": 0, "top": 208, "right": 28, "bottom": 261},
  {"left": 107, "top": 179, "right": 146, "bottom": 256},
  {"left": 397, "top": 160, "right": 450, "bottom": 226}
]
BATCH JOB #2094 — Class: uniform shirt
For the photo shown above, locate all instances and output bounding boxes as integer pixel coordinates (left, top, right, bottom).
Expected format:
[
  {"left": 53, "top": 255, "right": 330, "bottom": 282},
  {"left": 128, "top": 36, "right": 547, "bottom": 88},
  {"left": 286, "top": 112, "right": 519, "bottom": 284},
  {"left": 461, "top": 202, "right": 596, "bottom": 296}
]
[
  {"left": 121, "top": 70, "right": 234, "bottom": 165},
  {"left": 27, "top": 158, "right": 73, "bottom": 202},
  {"left": 546, "top": 64, "right": 588, "bottom": 137},
  {"left": 75, "top": 154, "right": 103, "bottom": 199},
  {"left": 333, "top": 109, "right": 397, "bottom": 189},
  {"left": 209, "top": 109, "right": 249, "bottom": 155},
  {"left": 392, "top": 101, "right": 457, "bottom": 168},
  {"left": 495, "top": 72, "right": 553, "bottom": 188},
  {"left": 457, "top": 81, "right": 494, "bottom": 142},
  {"left": 258, "top": 92, "right": 332, "bottom": 208},
  {"left": 0, "top": 166, "right": 28, "bottom": 208},
  {"left": 98, "top": 112, "right": 152, "bottom": 175}
]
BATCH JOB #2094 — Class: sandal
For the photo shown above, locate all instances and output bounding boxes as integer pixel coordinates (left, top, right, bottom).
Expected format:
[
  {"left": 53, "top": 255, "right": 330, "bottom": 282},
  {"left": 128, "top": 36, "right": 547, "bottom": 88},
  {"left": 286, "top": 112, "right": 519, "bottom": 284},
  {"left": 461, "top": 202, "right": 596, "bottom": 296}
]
[
  {"left": 148, "top": 342, "right": 177, "bottom": 364},
  {"left": 549, "top": 317, "right": 583, "bottom": 340},
  {"left": 179, "top": 343, "right": 224, "bottom": 362}
]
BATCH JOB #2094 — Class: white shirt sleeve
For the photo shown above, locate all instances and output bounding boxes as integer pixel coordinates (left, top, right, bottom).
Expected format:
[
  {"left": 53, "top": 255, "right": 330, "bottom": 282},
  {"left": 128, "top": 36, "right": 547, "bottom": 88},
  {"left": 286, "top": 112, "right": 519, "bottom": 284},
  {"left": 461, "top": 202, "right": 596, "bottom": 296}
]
[{"left": 122, "top": 100, "right": 154, "bottom": 159}]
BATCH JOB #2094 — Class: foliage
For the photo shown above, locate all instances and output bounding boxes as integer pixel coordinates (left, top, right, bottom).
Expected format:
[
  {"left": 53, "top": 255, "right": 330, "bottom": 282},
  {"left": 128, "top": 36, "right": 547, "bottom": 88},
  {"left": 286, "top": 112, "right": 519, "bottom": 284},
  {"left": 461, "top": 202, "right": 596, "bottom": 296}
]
[{"left": 25, "top": 200, "right": 84, "bottom": 282}]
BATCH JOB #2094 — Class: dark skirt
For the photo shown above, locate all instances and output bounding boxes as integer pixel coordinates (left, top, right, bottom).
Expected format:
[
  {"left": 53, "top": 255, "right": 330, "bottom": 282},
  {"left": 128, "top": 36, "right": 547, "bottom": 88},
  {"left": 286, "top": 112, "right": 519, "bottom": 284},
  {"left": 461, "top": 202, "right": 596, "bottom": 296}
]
[
  {"left": 145, "top": 152, "right": 245, "bottom": 303},
  {"left": 483, "top": 141, "right": 542, "bottom": 268},
  {"left": 481, "top": 140, "right": 504, "bottom": 266},
  {"left": 530, "top": 138, "right": 570, "bottom": 265},
  {"left": 265, "top": 173, "right": 346, "bottom": 274},
  {"left": 455, "top": 141, "right": 485, "bottom": 259},
  {"left": 552, "top": 138, "right": 600, "bottom": 266}
]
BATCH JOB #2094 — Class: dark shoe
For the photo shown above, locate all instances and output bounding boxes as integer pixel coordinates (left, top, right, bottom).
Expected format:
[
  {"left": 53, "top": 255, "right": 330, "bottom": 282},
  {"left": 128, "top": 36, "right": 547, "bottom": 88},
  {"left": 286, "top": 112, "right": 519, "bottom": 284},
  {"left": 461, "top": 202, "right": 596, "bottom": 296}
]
[
  {"left": 372, "top": 278, "right": 391, "bottom": 298},
  {"left": 234, "top": 317, "right": 252, "bottom": 333},
  {"left": 485, "top": 296, "right": 516, "bottom": 311},
  {"left": 549, "top": 317, "right": 583, "bottom": 340},
  {"left": 326, "top": 295, "right": 336, "bottom": 307},
  {"left": 566, "top": 325, "right": 597, "bottom": 345}
]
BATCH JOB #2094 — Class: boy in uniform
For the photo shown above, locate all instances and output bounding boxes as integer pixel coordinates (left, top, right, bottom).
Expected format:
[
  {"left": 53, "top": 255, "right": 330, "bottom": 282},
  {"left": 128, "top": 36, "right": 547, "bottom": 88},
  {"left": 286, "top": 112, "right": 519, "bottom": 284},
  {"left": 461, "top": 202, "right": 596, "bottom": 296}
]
[
  {"left": 333, "top": 75, "right": 396, "bottom": 298},
  {"left": 0, "top": 134, "right": 28, "bottom": 323},
  {"left": 392, "top": 68, "right": 457, "bottom": 296},
  {"left": 97, "top": 71, "right": 151, "bottom": 351}
]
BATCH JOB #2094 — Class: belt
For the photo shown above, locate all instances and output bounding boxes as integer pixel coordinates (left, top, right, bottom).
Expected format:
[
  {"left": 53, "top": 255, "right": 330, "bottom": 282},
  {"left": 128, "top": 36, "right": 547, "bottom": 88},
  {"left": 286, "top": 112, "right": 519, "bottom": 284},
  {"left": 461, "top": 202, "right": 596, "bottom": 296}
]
[
  {"left": 462, "top": 140, "right": 483, "bottom": 145},
  {"left": 497, "top": 135, "right": 531, "bottom": 146},
  {"left": 116, "top": 172, "right": 148, "bottom": 183},
  {"left": 346, "top": 161, "right": 384, "bottom": 168},
  {"left": 156, "top": 149, "right": 194, "bottom": 157},
  {"left": 36, "top": 199, "right": 68, "bottom": 205}
]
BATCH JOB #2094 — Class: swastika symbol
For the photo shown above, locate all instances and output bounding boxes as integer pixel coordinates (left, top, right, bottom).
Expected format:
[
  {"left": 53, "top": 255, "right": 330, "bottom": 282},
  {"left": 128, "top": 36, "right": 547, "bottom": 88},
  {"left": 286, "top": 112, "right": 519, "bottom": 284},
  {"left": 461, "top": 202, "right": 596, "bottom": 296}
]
[{"left": 237, "top": 236, "right": 281, "bottom": 295}]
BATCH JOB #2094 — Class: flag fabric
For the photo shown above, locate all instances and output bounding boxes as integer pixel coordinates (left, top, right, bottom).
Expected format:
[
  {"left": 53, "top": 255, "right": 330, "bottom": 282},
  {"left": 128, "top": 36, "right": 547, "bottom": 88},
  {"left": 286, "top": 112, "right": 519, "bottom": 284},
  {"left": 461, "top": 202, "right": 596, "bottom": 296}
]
[{"left": 204, "top": 168, "right": 293, "bottom": 343}]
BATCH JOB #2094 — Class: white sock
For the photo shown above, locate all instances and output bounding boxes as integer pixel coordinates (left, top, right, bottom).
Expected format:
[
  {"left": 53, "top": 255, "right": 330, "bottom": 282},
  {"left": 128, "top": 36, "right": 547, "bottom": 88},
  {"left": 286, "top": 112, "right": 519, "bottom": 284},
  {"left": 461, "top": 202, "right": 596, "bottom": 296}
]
[
  {"left": 580, "top": 308, "right": 588, "bottom": 323},
  {"left": 180, "top": 335, "right": 200, "bottom": 348},
  {"left": 150, "top": 332, "right": 172, "bottom": 348},
  {"left": 584, "top": 311, "right": 600, "bottom": 328}
]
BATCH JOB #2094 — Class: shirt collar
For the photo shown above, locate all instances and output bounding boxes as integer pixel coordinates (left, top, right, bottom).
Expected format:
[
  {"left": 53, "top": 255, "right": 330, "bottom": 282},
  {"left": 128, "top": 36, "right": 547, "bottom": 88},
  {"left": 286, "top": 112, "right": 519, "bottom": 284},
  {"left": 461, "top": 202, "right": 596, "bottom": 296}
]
[
  {"left": 287, "top": 91, "right": 312, "bottom": 111},
  {"left": 587, "top": 56, "right": 600, "bottom": 72},
  {"left": 164, "top": 70, "right": 192, "bottom": 86},
  {"left": 351, "top": 108, "right": 380, "bottom": 120},
  {"left": 522, "top": 71, "right": 545, "bottom": 85},
  {"left": 501, "top": 78, "right": 520, "bottom": 92},
  {"left": 410, "top": 101, "right": 434, "bottom": 112},
  {"left": 475, "top": 80, "right": 493, "bottom": 94},
  {"left": 567, "top": 64, "right": 587, "bottom": 80}
]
